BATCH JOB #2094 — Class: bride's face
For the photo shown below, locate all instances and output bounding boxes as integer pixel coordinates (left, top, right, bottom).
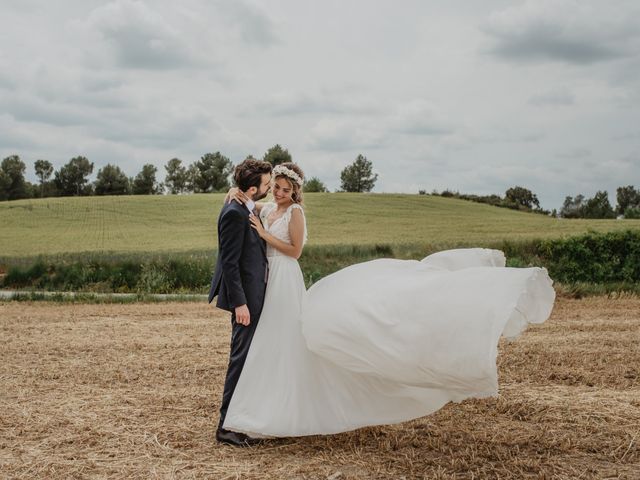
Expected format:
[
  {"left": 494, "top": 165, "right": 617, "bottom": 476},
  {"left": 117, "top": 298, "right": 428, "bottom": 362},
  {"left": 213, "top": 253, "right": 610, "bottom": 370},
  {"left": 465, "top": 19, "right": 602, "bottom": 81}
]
[{"left": 272, "top": 177, "right": 293, "bottom": 205}]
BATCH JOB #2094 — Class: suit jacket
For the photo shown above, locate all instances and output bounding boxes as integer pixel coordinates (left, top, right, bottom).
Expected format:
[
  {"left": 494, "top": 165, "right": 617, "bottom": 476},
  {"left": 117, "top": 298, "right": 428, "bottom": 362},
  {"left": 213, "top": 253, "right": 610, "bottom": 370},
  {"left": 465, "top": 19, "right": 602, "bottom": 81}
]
[{"left": 208, "top": 201, "right": 268, "bottom": 319}]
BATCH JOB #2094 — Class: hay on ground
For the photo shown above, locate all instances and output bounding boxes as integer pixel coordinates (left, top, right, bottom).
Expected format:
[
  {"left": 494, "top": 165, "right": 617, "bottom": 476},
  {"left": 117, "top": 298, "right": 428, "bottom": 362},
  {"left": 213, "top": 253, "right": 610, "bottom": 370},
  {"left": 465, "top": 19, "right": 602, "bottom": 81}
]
[{"left": 0, "top": 298, "right": 638, "bottom": 479}]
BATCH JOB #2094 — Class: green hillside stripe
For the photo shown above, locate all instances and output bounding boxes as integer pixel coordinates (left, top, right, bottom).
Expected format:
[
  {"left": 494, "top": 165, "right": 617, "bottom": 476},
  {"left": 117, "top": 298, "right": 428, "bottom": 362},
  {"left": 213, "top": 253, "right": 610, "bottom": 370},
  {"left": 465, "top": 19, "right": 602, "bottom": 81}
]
[{"left": 1, "top": 193, "right": 639, "bottom": 258}]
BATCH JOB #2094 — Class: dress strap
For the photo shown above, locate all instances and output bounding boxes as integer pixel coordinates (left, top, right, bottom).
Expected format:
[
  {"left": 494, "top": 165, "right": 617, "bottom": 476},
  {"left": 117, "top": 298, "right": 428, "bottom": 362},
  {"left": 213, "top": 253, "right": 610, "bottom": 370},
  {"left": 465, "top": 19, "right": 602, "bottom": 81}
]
[
  {"left": 283, "top": 203, "right": 305, "bottom": 221},
  {"left": 284, "top": 203, "right": 307, "bottom": 244}
]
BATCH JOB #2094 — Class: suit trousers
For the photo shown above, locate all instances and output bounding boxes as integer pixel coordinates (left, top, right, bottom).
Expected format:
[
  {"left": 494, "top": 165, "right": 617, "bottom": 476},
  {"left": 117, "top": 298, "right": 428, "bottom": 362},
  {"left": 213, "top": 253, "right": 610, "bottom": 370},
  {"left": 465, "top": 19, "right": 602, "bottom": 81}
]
[{"left": 218, "top": 312, "right": 260, "bottom": 430}]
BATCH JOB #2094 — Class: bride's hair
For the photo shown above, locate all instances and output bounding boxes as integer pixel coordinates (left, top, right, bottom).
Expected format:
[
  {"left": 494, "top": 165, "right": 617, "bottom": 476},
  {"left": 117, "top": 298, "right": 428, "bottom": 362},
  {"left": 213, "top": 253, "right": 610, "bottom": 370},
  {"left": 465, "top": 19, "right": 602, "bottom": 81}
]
[{"left": 275, "top": 162, "right": 305, "bottom": 204}]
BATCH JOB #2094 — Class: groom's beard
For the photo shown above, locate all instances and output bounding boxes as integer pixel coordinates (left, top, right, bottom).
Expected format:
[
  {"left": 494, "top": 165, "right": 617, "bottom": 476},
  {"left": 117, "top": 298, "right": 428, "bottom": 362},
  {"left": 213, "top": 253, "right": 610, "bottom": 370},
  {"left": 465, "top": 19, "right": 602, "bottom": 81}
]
[{"left": 252, "top": 189, "right": 269, "bottom": 202}]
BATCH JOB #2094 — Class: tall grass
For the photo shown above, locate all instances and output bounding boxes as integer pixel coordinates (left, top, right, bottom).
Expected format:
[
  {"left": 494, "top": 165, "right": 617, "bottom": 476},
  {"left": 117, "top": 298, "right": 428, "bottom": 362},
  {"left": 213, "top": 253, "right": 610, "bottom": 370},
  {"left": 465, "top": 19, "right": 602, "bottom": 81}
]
[{"left": 3, "top": 231, "right": 639, "bottom": 296}]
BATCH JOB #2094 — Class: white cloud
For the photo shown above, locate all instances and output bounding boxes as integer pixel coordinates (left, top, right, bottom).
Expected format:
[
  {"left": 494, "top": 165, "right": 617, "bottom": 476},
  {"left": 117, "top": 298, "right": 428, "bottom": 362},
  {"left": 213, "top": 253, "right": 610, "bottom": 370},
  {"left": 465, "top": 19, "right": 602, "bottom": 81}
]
[
  {"left": 484, "top": 0, "right": 640, "bottom": 64},
  {"left": 307, "top": 119, "right": 386, "bottom": 152},
  {"left": 0, "top": 0, "right": 639, "bottom": 210},
  {"left": 254, "top": 89, "right": 380, "bottom": 117},
  {"left": 389, "top": 100, "right": 455, "bottom": 136},
  {"left": 216, "top": 0, "right": 278, "bottom": 47},
  {"left": 529, "top": 87, "right": 575, "bottom": 106},
  {"left": 556, "top": 147, "right": 591, "bottom": 159},
  {"left": 0, "top": 114, "right": 41, "bottom": 150},
  {"left": 84, "top": 0, "right": 201, "bottom": 70}
]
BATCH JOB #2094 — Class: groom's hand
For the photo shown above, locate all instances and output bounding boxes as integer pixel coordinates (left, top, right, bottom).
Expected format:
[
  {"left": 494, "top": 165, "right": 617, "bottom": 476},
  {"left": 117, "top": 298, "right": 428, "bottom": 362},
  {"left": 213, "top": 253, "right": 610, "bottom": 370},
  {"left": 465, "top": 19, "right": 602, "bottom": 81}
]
[{"left": 235, "top": 305, "right": 251, "bottom": 326}]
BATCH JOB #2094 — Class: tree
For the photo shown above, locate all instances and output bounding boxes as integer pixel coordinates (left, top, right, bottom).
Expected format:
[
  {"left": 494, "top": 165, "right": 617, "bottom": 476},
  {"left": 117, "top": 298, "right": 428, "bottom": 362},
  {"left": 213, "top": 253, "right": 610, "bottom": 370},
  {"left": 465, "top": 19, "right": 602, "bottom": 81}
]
[
  {"left": 191, "top": 152, "right": 233, "bottom": 193},
  {"left": 132, "top": 164, "right": 162, "bottom": 195},
  {"left": 504, "top": 186, "right": 540, "bottom": 210},
  {"left": 582, "top": 190, "right": 615, "bottom": 219},
  {"left": 24, "top": 181, "right": 37, "bottom": 199},
  {"left": 560, "top": 195, "right": 585, "bottom": 218},
  {"left": 0, "top": 169, "right": 10, "bottom": 201},
  {"left": 186, "top": 163, "right": 198, "bottom": 193},
  {"left": 164, "top": 158, "right": 188, "bottom": 194},
  {"left": 304, "top": 177, "right": 328, "bottom": 193},
  {"left": 94, "top": 164, "right": 130, "bottom": 195},
  {"left": 263, "top": 144, "right": 292, "bottom": 166},
  {"left": 0, "top": 155, "right": 29, "bottom": 200},
  {"left": 54, "top": 156, "right": 94, "bottom": 196},
  {"left": 340, "top": 154, "right": 378, "bottom": 192},
  {"left": 34, "top": 159, "right": 54, "bottom": 198},
  {"left": 616, "top": 185, "right": 640, "bottom": 216}
]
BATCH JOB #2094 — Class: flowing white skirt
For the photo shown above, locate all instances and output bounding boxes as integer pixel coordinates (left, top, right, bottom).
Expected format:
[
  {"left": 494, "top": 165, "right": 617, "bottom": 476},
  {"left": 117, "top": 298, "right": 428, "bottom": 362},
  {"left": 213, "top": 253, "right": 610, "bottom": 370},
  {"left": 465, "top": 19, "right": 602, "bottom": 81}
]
[{"left": 223, "top": 249, "right": 555, "bottom": 437}]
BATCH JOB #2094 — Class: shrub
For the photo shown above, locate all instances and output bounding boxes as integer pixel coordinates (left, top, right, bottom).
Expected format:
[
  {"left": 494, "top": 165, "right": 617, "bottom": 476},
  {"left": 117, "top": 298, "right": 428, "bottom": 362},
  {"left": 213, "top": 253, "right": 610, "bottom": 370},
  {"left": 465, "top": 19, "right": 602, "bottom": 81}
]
[
  {"left": 538, "top": 230, "right": 640, "bottom": 283},
  {"left": 136, "top": 263, "right": 171, "bottom": 294},
  {"left": 2, "top": 231, "right": 639, "bottom": 293},
  {"left": 3, "top": 261, "right": 47, "bottom": 288},
  {"left": 624, "top": 208, "right": 640, "bottom": 219},
  {"left": 167, "top": 258, "right": 213, "bottom": 291}
]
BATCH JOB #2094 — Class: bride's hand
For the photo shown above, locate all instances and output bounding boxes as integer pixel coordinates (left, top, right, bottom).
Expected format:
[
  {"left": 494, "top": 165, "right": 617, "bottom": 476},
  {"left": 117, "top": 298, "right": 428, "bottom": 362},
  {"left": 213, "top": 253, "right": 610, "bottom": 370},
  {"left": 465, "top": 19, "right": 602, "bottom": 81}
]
[
  {"left": 225, "top": 187, "right": 249, "bottom": 205},
  {"left": 249, "top": 214, "right": 266, "bottom": 238}
]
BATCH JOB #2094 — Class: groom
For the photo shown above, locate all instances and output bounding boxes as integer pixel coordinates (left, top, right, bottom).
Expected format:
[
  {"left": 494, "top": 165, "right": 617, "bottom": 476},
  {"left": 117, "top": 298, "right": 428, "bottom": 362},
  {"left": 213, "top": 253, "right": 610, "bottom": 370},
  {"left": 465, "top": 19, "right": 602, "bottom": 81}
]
[{"left": 208, "top": 158, "right": 272, "bottom": 446}]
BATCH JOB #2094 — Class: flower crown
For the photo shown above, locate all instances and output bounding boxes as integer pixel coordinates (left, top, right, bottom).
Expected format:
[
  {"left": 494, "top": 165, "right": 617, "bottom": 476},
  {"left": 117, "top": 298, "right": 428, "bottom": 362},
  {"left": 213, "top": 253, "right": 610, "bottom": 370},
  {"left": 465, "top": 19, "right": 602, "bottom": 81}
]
[{"left": 272, "top": 164, "right": 303, "bottom": 186}]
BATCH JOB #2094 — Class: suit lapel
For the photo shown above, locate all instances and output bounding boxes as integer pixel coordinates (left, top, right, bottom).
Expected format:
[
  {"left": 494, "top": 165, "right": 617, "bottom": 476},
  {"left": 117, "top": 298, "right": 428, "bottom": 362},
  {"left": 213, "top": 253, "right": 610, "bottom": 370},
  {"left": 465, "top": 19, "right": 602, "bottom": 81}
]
[
  {"left": 247, "top": 206, "right": 267, "bottom": 257},
  {"left": 252, "top": 225, "right": 267, "bottom": 256},
  {"left": 225, "top": 202, "right": 266, "bottom": 257}
]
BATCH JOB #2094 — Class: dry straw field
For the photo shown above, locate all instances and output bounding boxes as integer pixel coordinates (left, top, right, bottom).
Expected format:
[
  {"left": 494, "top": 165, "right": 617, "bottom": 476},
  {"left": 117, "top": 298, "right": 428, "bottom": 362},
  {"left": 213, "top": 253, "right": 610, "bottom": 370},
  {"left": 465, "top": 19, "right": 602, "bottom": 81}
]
[{"left": 1, "top": 297, "right": 639, "bottom": 479}]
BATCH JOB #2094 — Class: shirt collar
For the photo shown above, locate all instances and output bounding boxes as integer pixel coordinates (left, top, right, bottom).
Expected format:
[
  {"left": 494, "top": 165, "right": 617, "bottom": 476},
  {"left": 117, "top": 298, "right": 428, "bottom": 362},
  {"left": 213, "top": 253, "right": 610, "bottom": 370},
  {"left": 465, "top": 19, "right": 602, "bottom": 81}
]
[{"left": 245, "top": 198, "right": 256, "bottom": 213}]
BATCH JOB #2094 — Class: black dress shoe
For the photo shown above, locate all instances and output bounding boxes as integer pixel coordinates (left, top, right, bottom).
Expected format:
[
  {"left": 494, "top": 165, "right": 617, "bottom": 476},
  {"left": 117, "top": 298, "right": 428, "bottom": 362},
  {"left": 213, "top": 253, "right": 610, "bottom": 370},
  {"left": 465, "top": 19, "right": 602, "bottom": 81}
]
[{"left": 216, "top": 428, "right": 261, "bottom": 447}]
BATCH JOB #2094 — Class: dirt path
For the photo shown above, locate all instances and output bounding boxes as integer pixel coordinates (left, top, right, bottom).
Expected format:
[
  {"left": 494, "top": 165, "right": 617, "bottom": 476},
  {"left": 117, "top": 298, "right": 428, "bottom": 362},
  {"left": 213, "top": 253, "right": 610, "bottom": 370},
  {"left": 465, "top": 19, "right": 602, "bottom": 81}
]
[{"left": 1, "top": 298, "right": 638, "bottom": 479}]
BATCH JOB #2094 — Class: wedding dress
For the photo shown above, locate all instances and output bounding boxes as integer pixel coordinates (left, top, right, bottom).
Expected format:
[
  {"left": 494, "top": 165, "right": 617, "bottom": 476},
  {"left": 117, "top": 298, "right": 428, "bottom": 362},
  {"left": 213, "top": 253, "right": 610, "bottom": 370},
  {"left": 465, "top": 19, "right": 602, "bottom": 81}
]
[{"left": 222, "top": 203, "right": 555, "bottom": 437}]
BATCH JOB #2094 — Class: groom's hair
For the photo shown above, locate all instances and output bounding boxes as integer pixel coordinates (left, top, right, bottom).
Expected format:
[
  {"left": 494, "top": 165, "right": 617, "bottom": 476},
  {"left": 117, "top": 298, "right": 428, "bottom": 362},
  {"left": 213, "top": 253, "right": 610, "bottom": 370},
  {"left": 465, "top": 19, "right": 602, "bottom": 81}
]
[{"left": 234, "top": 157, "right": 273, "bottom": 192}]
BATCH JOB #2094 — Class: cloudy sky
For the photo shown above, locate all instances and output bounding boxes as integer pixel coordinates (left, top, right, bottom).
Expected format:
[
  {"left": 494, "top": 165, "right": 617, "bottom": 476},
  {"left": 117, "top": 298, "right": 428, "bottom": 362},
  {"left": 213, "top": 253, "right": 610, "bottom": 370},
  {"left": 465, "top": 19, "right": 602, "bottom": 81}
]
[{"left": 1, "top": 0, "right": 639, "bottom": 209}]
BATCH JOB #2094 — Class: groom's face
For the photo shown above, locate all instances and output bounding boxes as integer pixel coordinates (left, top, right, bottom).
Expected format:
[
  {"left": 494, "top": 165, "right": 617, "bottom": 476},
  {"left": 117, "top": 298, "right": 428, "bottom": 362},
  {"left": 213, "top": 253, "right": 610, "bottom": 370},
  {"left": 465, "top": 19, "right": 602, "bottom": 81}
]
[{"left": 252, "top": 173, "right": 272, "bottom": 201}]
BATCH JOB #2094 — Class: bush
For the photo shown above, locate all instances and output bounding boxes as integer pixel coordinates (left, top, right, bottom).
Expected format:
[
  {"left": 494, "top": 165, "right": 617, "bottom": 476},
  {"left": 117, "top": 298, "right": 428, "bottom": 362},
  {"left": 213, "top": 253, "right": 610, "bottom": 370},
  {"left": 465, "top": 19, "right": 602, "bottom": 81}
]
[
  {"left": 167, "top": 258, "right": 212, "bottom": 290},
  {"left": 3, "top": 259, "right": 143, "bottom": 292},
  {"left": 537, "top": 230, "right": 640, "bottom": 283},
  {"left": 433, "top": 189, "right": 550, "bottom": 214},
  {"left": 299, "top": 244, "right": 396, "bottom": 286},
  {"left": 136, "top": 263, "right": 171, "bottom": 294},
  {"left": 3, "top": 261, "right": 48, "bottom": 288},
  {"left": 304, "top": 177, "right": 329, "bottom": 193},
  {"left": 2, "top": 232, "right": 639, "bottom": 293},
  {"left": 624, "top": 208, "right": 640, "bottom": 219}
]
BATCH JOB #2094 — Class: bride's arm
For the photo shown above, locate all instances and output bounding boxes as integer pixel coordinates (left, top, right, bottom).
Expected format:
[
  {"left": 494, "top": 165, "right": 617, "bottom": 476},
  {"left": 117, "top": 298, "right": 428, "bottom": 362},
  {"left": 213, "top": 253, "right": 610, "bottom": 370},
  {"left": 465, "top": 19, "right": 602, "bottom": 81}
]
[
  {"left": 224, "top": 187, "right": 266, "bottom": 212},
  {"left": 249, "top": 208, "right": 305, "bottom": 259}
]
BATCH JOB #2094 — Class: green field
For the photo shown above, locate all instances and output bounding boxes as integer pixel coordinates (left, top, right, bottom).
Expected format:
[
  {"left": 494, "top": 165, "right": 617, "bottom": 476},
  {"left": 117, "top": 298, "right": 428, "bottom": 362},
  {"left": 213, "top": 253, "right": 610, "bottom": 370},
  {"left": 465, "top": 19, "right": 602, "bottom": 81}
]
[{"left": 1, "top": 193, "right": 639, "bottom": 258}]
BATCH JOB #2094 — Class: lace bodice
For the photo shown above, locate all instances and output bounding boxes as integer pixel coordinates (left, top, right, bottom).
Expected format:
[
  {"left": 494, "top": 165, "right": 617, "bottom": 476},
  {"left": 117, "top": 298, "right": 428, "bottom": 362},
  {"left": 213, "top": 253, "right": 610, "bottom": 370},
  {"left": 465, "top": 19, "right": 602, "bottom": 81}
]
[{"left": 260, "top": 202, "right": 307, "bottom": 258}]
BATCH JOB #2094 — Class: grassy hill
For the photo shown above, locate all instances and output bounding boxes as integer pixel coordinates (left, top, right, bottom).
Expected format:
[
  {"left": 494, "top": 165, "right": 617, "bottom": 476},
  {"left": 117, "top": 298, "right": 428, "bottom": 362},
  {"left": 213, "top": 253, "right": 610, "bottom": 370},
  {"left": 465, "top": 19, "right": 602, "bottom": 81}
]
[{"left": 1, "top": 193, "right": 639, "bottom": 258}]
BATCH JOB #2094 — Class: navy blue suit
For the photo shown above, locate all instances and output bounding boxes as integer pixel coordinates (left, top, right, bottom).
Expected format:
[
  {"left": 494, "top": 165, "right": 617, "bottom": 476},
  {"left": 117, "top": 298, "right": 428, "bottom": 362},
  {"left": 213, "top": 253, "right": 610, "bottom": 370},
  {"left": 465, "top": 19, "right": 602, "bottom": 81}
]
[{"left": 209, "top": 201, "right": 268, "bottom": 429}]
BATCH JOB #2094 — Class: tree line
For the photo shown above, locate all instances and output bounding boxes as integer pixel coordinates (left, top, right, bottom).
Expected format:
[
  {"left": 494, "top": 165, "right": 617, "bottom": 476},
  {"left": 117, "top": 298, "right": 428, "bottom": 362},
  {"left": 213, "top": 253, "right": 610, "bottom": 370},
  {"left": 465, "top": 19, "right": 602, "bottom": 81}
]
[
  {"left": 428, "top": 185, "right": 640, "bottom": 219},
  {"left": 559, "top": 188, "right": 640, "bottom": 219},
  {"left": 428, "top": 186, "right": 550, "bottom": 215},
  {"left": 0, "top": 146, "right": 382, "bottom": 201},
  {"left": 4, "top": 145, "right": 635, "bottom": 219}
]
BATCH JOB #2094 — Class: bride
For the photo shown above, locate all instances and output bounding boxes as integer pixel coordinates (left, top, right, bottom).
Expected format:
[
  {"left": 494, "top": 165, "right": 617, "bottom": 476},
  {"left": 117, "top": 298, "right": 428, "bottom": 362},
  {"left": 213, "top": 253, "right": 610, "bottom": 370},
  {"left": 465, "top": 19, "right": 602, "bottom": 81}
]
[{"left": 221, "top": 162, "right": 555, "bottom": 439}]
